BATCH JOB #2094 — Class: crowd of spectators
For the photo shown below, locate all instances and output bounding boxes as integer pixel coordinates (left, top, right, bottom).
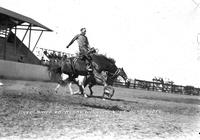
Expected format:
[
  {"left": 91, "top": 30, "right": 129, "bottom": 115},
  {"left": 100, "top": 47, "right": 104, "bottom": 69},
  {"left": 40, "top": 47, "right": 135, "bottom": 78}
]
[{"left": 40, "top": 48, "right": 74, "bottom": 66}]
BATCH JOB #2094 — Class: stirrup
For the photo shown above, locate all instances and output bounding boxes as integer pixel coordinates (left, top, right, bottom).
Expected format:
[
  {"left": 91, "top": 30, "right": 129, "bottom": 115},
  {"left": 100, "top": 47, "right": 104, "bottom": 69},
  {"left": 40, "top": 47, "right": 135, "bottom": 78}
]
[
  {"left": 87, "top": 67, "right": 93, "bottom": 75},
  {"left": 86, "top": 64, "right": 92, "bottom": 70},
  {"left": 87, "top": 67, "right": 93, "bottom": 72}
]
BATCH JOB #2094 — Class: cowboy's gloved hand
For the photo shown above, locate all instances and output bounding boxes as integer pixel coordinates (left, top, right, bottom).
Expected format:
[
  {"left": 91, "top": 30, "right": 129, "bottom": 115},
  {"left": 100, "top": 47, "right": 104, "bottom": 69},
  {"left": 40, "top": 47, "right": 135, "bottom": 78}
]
[{"left": 66, "top": 45, "right": 69, "bottom": 48}]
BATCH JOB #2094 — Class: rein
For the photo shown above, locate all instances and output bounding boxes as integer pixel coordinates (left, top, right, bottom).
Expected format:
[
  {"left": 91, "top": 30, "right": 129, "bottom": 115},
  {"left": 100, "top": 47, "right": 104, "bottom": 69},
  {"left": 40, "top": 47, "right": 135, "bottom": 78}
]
[{"left": 108, "top": 68, "right": 120, "bottom": 80}]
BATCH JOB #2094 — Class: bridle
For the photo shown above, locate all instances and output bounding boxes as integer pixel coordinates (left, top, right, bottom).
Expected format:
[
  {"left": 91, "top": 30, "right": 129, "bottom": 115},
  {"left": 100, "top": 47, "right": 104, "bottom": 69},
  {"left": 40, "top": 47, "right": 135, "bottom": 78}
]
[{"left": 107, "top": 68, "right": 121, "bottom": 80}]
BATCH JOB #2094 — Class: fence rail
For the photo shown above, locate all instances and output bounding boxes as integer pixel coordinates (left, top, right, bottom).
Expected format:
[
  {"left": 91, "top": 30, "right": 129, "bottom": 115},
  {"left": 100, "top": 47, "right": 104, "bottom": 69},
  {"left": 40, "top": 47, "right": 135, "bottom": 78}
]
[{"left": 113, "top": 79, "right": 200, "bottom": 96}]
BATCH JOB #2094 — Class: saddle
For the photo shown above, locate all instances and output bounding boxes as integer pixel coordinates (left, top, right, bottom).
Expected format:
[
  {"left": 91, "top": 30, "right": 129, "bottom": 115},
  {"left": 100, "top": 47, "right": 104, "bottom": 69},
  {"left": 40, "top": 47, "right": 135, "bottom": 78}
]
[
  {"left": 65, "top": 48, "right": 97, "bottom": 75},
  {"left": 67, "top": 56, "right": 90, "bottom": 74}
]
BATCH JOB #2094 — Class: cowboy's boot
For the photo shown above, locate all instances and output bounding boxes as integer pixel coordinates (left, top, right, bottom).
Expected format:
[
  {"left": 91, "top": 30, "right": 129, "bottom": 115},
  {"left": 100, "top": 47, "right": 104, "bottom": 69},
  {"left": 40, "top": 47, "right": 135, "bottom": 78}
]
[{"left": 85, "top": 60, "right": 93, "bottom": 74}]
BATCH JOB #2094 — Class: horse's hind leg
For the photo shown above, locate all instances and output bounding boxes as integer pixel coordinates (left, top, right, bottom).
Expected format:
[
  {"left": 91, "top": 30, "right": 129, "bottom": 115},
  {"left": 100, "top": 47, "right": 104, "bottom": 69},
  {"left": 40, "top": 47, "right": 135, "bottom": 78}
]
[
  {"left": 76, "top": 76, "right": 88, "bottom": 97},
  {"left": 73, "top": 83, "right": 87, "bottom": 97},
  {"left": 55, "top": 84, "right": 60, "bottom": 93},
  {"left": 68, "top": 82, "right": 74, "bottom": 95},
  {"left": 81, "top": 84, "right": 88, "bottom": 98},
  {"left": 73, "top": 76, "right": 85, "bottom": 95},
  {"left": 78, "top": 79, "right": 87, "bottom": 97},
  {"left": 88, "top": 84, "right": 94, "bottom": 96},
  {"left": 73, "top": 80, "right": 82, "bottom": 95}
]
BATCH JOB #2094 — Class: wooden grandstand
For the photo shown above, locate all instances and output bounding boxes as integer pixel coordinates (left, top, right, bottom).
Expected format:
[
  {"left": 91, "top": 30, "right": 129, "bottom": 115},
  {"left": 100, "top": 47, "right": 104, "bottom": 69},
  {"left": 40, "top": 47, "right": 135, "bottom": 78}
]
[{"left": 0, "top": 7, "right": 52, "bottom": 64}]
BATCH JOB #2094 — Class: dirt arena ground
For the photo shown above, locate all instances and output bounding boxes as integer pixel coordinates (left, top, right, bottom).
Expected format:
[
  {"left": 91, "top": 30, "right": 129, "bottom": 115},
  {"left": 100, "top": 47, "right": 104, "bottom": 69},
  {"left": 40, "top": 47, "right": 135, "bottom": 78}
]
[{"left": 0, "top": 79, "right": 200, "bottom": 140}]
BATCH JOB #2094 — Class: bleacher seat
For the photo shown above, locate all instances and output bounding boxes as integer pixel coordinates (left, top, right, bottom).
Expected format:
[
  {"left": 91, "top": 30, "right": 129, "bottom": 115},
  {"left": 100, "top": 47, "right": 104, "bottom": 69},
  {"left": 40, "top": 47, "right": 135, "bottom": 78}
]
[{"left": 0, "top": 32, "right": 41, "bottom": 64}]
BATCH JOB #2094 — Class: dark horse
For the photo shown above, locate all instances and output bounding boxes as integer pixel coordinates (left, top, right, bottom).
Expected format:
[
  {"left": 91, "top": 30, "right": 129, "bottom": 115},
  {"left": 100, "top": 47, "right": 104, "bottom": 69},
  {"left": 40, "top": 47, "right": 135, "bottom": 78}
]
[{"left": 49, "top": 53, "right": 124, "bottom": 98}]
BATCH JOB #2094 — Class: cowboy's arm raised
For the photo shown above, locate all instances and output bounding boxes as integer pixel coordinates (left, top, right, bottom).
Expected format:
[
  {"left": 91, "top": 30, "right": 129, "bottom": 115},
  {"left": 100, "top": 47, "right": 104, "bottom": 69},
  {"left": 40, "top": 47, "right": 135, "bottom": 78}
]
[{"left": 66, "top": 34, "right": 79, "bottom": 48}]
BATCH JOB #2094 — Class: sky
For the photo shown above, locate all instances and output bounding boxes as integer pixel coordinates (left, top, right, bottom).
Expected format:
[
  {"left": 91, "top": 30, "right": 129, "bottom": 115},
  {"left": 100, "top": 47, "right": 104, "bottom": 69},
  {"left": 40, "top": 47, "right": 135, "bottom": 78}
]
[{"left": 1, "top": 0, "right": 200, "bottom": 87}]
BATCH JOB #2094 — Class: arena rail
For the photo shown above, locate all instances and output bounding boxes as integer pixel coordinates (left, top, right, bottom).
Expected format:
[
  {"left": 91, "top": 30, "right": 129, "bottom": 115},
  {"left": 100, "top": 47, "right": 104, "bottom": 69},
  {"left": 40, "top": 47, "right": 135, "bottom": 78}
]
[{"left": 113, "top": 79, "right": 200, "bottom": 96}]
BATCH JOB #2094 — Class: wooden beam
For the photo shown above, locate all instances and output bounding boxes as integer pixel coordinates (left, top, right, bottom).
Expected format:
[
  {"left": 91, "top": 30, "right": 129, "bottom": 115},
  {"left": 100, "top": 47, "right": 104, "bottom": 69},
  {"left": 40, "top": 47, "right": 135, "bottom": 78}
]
[
  {"left": 32, "top": 31, "right": 43, "bottom": 52},
  {"left": 14, "top": 27, "right": 48, "bottom": 32},
  {"left": 3, "top": 24, "right": 8, "bottom": 60},
  {"left": 14, "top": 26, "right": 17, "bottom": 55}
]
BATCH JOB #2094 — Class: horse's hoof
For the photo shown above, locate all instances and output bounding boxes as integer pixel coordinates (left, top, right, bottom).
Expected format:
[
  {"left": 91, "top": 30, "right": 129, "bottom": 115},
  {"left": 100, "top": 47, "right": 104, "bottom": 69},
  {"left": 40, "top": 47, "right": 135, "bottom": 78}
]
[
  {"left": 73, "top": 91, "right": 81, "bottom": 95},
  {"left": 74, "top": 90, "right": 81, "bottom": 95}
]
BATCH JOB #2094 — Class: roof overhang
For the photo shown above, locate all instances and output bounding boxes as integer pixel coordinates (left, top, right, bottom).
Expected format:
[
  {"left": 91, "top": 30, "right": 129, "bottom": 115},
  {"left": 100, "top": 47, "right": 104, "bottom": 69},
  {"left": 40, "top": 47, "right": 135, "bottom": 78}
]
[{"left": 0, "top": 7, "right": 53, "bottom": 32}]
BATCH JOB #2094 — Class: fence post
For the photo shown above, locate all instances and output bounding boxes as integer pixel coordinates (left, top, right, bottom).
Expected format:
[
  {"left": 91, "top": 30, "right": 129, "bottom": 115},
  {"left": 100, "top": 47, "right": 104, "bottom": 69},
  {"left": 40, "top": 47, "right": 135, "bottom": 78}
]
[
  {"left": 171, "top": 85, "right": 174, "bottom": 93},
  {"left": 133, "top": 79, "right": 136, "bottom": 89},
  {"left": 153, "top": 82, "right": 155, "bottom": 91}
]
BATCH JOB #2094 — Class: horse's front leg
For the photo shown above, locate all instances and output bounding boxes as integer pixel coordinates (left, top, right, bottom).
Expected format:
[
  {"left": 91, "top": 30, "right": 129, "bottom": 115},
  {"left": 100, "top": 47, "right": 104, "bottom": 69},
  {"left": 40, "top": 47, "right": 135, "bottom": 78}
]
[
  {"left": 93, "top": 73, "right": 107, "bottom": 99},
  {"left": 102, "top": 83, "right": 108, "bottom": 100},
  {"left": 103, "top": 85, "right": 115, "bottom": 99}
]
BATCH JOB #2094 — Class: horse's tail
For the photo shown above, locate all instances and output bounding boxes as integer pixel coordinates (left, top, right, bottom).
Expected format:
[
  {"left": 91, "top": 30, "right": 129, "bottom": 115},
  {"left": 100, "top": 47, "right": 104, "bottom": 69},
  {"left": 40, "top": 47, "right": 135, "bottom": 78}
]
[
  {"left": 54, "top": 67, "right": 62, "bottom": 74},
  {"left": 48, "top": 64, "right": 62, "bottom": 75}
]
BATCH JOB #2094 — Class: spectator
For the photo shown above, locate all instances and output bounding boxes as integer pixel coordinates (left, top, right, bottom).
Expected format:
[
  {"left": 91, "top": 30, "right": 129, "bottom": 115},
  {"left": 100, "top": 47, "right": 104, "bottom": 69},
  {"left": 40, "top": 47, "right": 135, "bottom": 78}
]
[
  {"left": 44, "top": 50, "right": 48, "bottom": 56},
  {"left": 40, "top": 56, "right": 45, "bottom": 65},
  {"left": 58, "top": 52, "right": 62, "bottom": 60},
  {"left": 18, "top": 55, "right": 24, "bottom": 63}
]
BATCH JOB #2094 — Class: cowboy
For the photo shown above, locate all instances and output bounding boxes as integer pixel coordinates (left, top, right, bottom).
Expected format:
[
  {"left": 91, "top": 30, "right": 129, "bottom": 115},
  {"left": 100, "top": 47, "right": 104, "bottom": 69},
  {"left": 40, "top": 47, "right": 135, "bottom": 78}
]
[{"left": 66, "top": 28, "right": 93, "bottom": 72}]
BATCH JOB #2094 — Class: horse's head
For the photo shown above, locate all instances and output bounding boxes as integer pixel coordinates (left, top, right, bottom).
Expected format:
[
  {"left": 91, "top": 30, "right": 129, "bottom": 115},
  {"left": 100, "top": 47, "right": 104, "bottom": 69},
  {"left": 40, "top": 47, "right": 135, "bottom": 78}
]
[{"left": 118, "top": 68, "right": 129, "bottom": 84}]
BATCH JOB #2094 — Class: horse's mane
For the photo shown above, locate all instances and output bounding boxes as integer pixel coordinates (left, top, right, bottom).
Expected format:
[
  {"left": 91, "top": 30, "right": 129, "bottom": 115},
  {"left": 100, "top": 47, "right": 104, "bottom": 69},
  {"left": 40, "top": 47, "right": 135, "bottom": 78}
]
[{"left": 96, "top": 54, "right": 116, "bottom": 64}]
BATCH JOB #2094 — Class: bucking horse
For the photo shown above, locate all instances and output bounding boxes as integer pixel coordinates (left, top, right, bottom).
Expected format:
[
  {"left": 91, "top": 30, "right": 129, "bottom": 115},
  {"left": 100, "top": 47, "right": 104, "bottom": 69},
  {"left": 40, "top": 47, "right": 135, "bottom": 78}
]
[{"left": 48, "top": 49, "right": 129, "bottom": 99}]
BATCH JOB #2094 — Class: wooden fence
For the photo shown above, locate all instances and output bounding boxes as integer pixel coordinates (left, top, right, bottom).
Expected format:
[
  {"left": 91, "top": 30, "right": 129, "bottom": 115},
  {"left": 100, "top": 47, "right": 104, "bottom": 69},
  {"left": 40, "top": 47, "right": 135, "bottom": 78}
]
[{"left": 113, "top": 79, "right": 200, "bottom": 96}]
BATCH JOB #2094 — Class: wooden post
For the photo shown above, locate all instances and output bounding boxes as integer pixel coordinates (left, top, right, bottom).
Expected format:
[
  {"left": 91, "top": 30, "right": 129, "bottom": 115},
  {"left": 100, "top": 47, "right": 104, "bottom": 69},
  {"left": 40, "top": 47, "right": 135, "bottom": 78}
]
[
  {"left": 153, "top": 82, "right": 155, "bottom": 91},
  {"left": 14, "top": 26, "right": 17, "bottom": 55},
  {"left": 28, "top": 24, "right": 32, "bottom": 49},
  {"left": 133, "top": 79, "right": 136, "bottom": 89},
  {"left": 3, "top": 25, "right": 8, "bottom": 60}
]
